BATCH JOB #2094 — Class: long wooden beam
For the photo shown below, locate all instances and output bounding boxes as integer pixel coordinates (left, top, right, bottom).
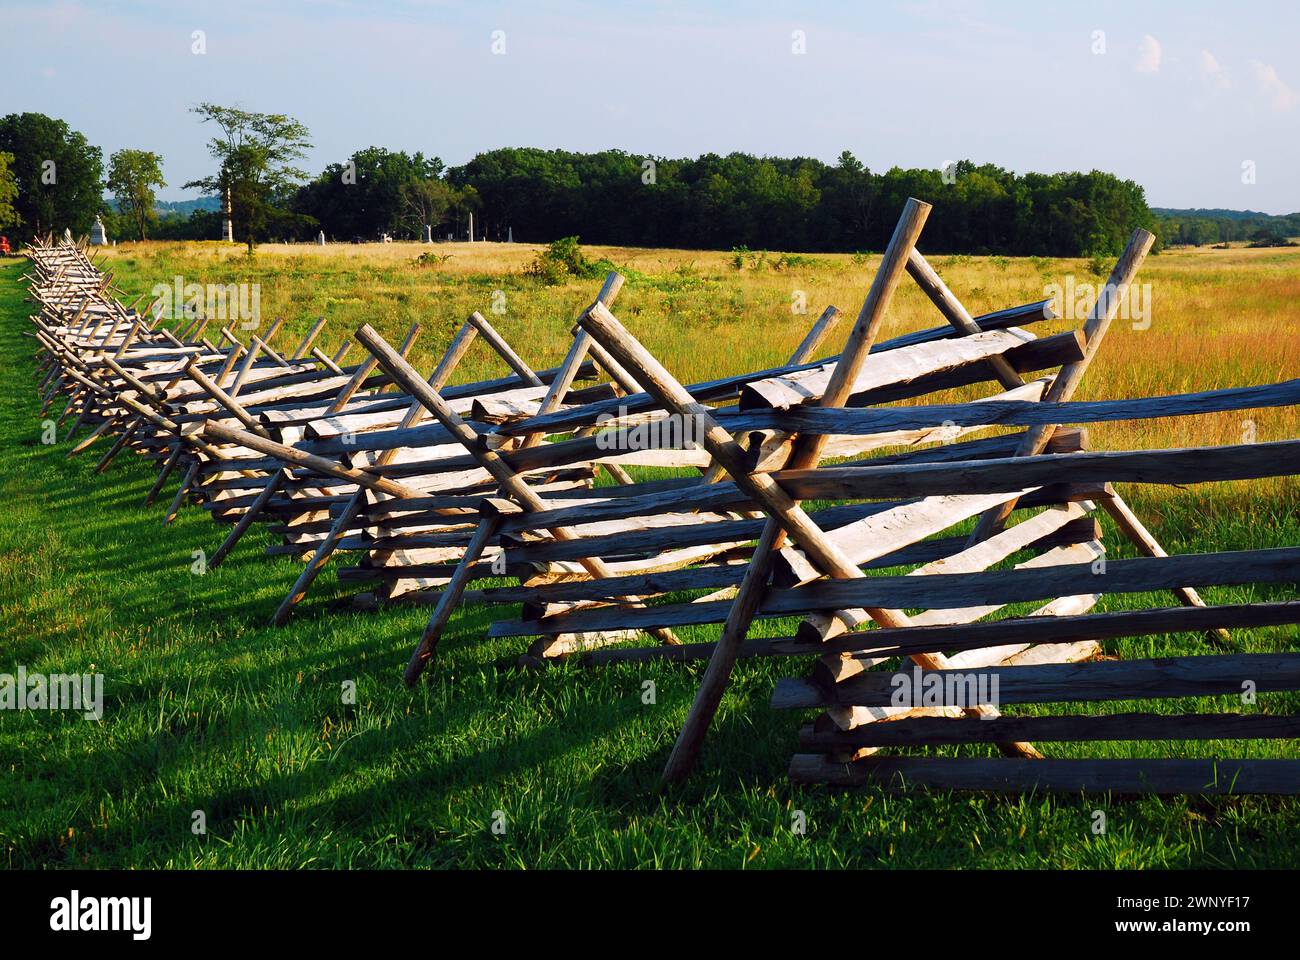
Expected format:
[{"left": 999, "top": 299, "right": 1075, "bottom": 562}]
[
  {"left": 493, "top": 299, "right": 1055, "bottom": 439},
  {"left": 774, "top": 440, "right": 1300, "bottom": 501},
  {"left": 789, "top": 756, "right": 1300, "bottom": 794},
  {"left": 491, "top": 546, "right": 1300, "bottom": 636},
  {"left": 776, "top": 600, "right": 1300, "bottom": 660},
  {"left": 798, "top": 711, "right": 1300, "bottom": 748},
  {"left": 775, "top": 652, "right": 1300, "bottom": 710}
]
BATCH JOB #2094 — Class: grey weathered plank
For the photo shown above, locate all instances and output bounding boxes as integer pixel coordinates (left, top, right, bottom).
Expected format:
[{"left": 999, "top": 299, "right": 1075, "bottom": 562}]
[
  {"left": 773, "top": 440, "right": 1300, "bottom": 501},
  {"left": 483, "top": 516, "right": 1100, "bottom": 606},
  {"left": 727, "top": 377, "right": 1300, "bottom": 437},
  {"left": 490, "top": 301, "right": 1056, "bottom": 438},
  {"left": 493, "top": 465, "right": 1100, "bottom": 538},
  {"left": 797, "top": 711, "right": 1300, "bottom": 748},
  {"left": 778, "top": 600, "right": 1300, "bottom": 659},
  {"left": 489, "top": 546, "right": 1300, "bottom": 637},
  {"left": 772, "top": 652, "right": 1300, "bottom": 710},
  {"left": 738, "top": 329, "right": 1081, "bottom": 411},
  {"left": 787, "top": 756, "right": 1300, "bottom": 794}
]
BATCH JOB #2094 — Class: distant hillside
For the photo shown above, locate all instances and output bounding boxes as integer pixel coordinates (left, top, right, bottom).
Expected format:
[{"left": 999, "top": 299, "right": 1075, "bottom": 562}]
[
  {"left": 1153, "top": 207, "right": 1300, "bottom": 247},
  {"left": 1152, "top": 207, "right": 1282, "bottom": 220},
  {"left": 156, "top": 197, "right": 221, "bottom": 216},
  {"left": 103, "top": 196, "right": 221, "bottom": 216}
]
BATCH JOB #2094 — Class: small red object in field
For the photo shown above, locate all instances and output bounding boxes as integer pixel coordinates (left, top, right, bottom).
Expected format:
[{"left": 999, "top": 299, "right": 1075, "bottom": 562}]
[{"left": 0, "top": 236, "right": 10, "bottom": 255}]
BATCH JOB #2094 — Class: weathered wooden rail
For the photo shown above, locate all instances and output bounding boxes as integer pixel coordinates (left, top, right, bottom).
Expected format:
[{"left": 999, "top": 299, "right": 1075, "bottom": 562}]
[{"left": 19, "top": 205, "right": 1300, "bottom": 797}]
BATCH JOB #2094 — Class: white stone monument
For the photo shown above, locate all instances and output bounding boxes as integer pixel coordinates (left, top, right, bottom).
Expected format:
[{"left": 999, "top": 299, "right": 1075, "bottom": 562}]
[
  {"left": 507, "top": 226, "right": 513, "bottom": 243},
  {"left": 317, "top": 230, "right": 326, "bottom": 246},
  {"left": 467, "top": 212, "right": 474, "bottom": 243},
  {"left": 222, "top": 187, "right": 234, "bottom": 243},
  {"left": 423, "top": 224, "right": 432, "bottom": 243},
  {"left": 90, "top": 216, "right": 108, "bottom": 246}
]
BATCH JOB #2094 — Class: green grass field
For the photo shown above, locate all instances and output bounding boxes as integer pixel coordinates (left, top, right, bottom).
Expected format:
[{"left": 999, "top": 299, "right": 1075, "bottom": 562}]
[{"left": 2, "top": 249, "right": 1298, "bottom": 869}]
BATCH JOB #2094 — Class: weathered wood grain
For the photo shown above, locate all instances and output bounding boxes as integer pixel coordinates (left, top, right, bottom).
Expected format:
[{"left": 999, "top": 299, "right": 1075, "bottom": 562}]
[
  {"left": 788, "top": 755, "right": 1300, "bottom": 794},
  {"left": 797, "top": 712, "right": 1300, "bottom": 748},
  {"left": 774, "top": 652, "right": 1300, "bottom": 710}
]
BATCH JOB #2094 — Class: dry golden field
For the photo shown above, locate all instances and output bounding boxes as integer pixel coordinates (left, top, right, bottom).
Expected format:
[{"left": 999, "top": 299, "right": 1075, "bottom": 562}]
[{"left": 95, "top": 238, "right": 1300, "bottom": 456}]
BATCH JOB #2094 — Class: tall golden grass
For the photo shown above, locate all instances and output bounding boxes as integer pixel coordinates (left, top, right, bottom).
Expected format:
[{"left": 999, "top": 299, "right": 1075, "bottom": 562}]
[{"left": 96, "top": 239, "right": 1300, "bottom": 500}]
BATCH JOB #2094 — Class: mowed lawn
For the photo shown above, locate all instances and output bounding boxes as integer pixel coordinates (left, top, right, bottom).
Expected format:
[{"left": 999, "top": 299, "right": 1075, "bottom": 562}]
[{"left": 1, "top": 242, "right": 1298, "bottom": 869}]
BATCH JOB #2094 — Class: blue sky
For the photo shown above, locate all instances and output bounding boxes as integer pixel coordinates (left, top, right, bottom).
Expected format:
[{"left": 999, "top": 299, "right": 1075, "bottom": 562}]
[{"left": 2, "top": 0, "right": 1297, "bottom": 212}]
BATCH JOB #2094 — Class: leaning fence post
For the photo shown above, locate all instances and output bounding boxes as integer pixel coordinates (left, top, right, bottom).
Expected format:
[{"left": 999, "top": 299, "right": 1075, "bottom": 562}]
[{"left": 967, "top": 228, "right": 1155, "bottom": 543}]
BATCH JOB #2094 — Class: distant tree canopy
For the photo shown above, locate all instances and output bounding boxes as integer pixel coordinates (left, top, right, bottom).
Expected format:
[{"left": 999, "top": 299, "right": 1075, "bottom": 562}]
[
  {"left": 107, "top": 149, "right": 166, "bottom": 241},
  {"left": 155, "top": 146, "right": 1160, "bottom": 255},
  {"left": 9, "top": 107, "right": 1295, "bottom": 257},
  {"left": 438, "top": 149, "right": 1158, "bottom": 256},
  {"left": 0, "top": 112, "right": 103, "bottom": 237},
  {"left": 1154, "top": 208, "right": 1300, "bottom": 247},
  {"left": 291, "top": 146, "right": 456, "bottom": 240}
]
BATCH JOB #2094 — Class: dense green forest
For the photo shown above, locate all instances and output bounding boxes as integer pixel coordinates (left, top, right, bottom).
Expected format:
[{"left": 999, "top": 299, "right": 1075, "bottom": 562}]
[
  {"left": 6, "top": 109, "right": 1294, "bottom": 256},
  {"left": 148, "top": 147, "right": 1160, "bottom": 257},
  {"left": 440, "top": 150, "right": 1158, "bottom": 256}
]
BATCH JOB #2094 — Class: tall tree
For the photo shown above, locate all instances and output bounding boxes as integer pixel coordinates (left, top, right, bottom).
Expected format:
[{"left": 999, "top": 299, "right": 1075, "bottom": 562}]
[
  {"left": 0, "top": 151, "right": 18, "bottom": 233},
  {"left": 400, "top": 177, "right": 457, "bottom": 237},
  {"left": 106, "top": 149, "right": 166, "bottom": 240},
  {"left": 183, "top": 103, "right": 311, "bottom": 250},
  {"left": 0, "top": 113, "right": 103, "bottom": 237}
]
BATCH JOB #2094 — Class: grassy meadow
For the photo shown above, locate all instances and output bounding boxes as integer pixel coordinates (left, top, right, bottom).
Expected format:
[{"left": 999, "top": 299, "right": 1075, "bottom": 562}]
[{"left": 1, "top": 239, "right": 1298, "bottom": 868}]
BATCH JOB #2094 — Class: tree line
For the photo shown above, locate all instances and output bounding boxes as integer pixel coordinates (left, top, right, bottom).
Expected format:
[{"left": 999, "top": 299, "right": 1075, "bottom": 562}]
[
  {"left": 3, "top": 105, "right": 1268, "bottom": 258},
  {"left": 441, "top": 149, "right": 1161, "bottom": 256},
  {"left": 1153, "top": 208, "right": 1300, "bottom": 248}
]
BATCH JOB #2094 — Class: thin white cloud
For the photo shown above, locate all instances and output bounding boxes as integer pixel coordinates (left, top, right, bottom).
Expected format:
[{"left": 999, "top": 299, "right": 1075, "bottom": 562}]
[
  {"left": 1199, "top": 49, "right": 1229, "bottom": 90},
  {"left": 1135, "top": 34, "right": 1161, "bottom": 73},
  {"left": 1251, "top": 60, "right": 1297, "bottom": 111}
]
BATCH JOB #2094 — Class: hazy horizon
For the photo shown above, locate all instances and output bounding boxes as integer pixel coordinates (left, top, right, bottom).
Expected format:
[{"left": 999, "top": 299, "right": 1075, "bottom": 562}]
[{"left": 4, "top": 0, "right": 1298, "bottom": 214}]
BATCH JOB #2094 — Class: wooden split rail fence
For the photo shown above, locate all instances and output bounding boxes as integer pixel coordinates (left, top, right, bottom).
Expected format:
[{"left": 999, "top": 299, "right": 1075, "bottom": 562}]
[{"left": 19, "top": 201, "right": 1300, "bottom": 795}]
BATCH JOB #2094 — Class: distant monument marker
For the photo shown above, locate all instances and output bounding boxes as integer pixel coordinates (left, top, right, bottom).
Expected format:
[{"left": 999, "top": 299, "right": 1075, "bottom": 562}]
[{"left": 222, "top": 187, "right": 234, "bottom": 242}]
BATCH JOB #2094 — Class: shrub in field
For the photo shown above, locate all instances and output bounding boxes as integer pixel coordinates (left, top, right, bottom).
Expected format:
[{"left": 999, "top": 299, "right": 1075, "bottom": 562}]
[
  {"left": 411, "top": 251, "right": 453, "bottom": 268},
  {"left": 730, "top": 246, "right": 775, "bottom": 271},
  {"left": 527, "top": 235, "right": 602, "bottom": 283},
  {"left": 527, "top": 236, "right": 631, "bottom": 285},
  {"left": 772, "top": 253, "right": 821, "bottom": 271}
]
